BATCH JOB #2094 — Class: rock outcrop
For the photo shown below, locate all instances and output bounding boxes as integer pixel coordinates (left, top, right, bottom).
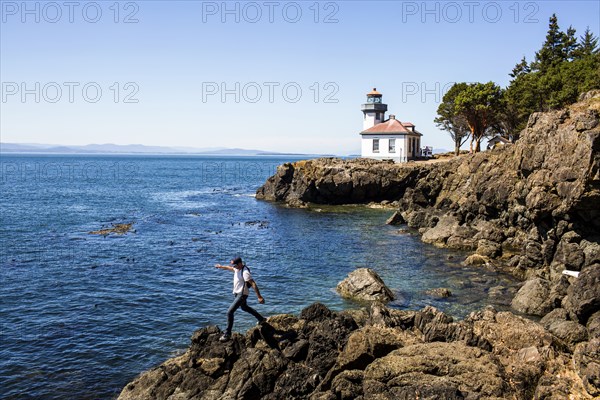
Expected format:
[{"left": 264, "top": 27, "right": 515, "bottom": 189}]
[
  {"left": 336, "top": 268, "right": 395, "bottom": 303},
  {"left": 117, "top": 302, "right": 595, "bottom": 399},
  {"left": 257, "top": 93, "right": 600, "bottom": 325}
]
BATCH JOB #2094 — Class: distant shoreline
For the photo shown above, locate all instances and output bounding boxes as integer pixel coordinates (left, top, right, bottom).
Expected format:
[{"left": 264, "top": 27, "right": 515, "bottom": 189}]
[{"left": 0, "top": 151, "right": 335, "bottom": 157}]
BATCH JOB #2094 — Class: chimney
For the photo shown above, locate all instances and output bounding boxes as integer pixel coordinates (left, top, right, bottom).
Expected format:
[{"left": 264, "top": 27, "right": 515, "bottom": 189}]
[{"left": 389, "top": 114, "right": 395, "bottom": 120}]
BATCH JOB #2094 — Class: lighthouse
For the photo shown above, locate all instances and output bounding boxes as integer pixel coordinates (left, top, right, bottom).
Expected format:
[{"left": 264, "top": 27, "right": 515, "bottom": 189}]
[
  {"left": 359, "top": 88, "right": 424, "bottom": 163},
  {"left": 361, "top": 88, "right": 388, "bottom": 130}
]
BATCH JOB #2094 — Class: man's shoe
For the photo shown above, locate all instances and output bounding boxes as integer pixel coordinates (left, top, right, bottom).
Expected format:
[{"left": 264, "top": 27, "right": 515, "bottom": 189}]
[{"left": 219, "top": 333, "right": 231, "bottom": 342}]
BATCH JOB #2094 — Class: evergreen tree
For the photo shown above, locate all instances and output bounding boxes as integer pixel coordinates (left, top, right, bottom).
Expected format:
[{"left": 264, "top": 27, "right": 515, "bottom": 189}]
[
  {"left": 507, "top": 14, "right": 600, "bottom": 128},
  {"left": 510, "top": 56, "right": 531, "bottom": 79},
  {"left": 574, "top": 27, "right": 599, "bottom": 58},
  {"left": 563, "top": 26, "right": 579, "bottom": 61},
  {"left": 533, "top": 14, "right": 565, "bottom": 72}
]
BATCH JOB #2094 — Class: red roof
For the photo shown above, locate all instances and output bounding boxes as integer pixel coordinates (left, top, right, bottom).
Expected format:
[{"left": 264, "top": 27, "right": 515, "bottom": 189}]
[
  {"left": 367, "top": 88, "right": 382, "bottom": 96},
  {"left": 360, "top": 118, "right": 421, "bottom": 135}
]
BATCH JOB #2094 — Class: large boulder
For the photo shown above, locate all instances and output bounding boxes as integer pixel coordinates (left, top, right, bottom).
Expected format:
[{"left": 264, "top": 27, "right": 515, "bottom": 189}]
[
  {"left": 511, "top": 278, "right": 554, "bottom": 316},
  {"left": 363, "top": 342, "right": 507, "bottom": 398},
  {"left": 336, "top": 268, "right": 394, "bottom": 303}
]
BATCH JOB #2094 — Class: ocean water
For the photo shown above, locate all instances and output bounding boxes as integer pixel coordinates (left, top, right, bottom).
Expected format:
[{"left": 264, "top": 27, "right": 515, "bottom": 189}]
[{"left": 0, "top": 154, "right": 519, "bottom": 399}]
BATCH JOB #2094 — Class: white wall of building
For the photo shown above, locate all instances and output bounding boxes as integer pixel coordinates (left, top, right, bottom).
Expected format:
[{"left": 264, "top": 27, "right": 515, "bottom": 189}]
[
  {"left": 361, "top": 135, "right": 422, "bottom": 162},
  {"left": 360, "top": 136, "right": 404, "bottom": 162}
]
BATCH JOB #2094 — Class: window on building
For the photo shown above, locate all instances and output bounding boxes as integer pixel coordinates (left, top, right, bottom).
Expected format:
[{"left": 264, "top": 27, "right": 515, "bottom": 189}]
[
  {"left": 373, "top": 139, "right": 379, "bottom": 153},
  {"left": 389, "top": 139, "right": 396, "bottom": 153}
]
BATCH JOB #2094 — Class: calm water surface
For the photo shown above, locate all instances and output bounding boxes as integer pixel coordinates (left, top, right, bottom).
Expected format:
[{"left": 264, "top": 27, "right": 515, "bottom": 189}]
[{"left": 0, "top": 154, "right": 518, "bottom": 399}]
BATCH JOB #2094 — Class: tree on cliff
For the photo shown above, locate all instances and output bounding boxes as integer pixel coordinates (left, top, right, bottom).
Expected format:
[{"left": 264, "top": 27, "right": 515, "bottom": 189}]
[
  {"left": 435, "top": 82, "right": 503, "bottom": 153},
  {"left": 532, "top": 14, "right": 568, "bottom": 72},
  {"left": 455, "top": 82, "right": 503, "bottom": 153},
  {"left": 435, "top": 83, "right": 471, "bottom": 155},
  {"left": 504, "top": 15, "right": 600, "bottom": 132}
]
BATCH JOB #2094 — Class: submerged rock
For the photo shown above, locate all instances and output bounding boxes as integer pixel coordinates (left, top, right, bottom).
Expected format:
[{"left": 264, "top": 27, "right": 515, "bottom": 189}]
[
  {"left": 336, "top": 268, "right": 394, "bottom": 303},
  {"left": 425, "top": 287, "right": 452, "bottom": 298},
  {"left": 89, "top": 222, "right": 134, "bottom": 236}
]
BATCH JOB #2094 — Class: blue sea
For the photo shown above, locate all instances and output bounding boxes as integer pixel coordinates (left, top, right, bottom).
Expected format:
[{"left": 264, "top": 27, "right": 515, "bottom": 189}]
[{"left": 0, "top": 154, "right": 518, "bottom": 399}]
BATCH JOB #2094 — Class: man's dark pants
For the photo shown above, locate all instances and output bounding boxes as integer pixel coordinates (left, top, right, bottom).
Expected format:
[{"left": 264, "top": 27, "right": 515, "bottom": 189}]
[{"left": 225, "top": 293, "right": 264, "bottom": 335}]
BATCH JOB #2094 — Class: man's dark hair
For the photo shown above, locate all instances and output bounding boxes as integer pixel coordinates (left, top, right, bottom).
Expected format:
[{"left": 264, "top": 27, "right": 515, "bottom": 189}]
[{"left": 232, "top": 257, "right": 243, "bottom": 265}]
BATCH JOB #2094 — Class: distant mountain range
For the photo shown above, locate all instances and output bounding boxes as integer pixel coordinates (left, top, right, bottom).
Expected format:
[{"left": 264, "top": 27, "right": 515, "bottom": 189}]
[{"left": 0, "top": 142, "right": 324, "bottom": 156}]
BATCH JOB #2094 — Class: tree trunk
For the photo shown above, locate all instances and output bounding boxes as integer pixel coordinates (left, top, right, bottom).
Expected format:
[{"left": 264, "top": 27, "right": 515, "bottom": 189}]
[
  {"left": 454, "top": 142, "right": 460, "bottom": 156},
  {"left": 475, "top": 138, "right": 482, "bottom": 152}
]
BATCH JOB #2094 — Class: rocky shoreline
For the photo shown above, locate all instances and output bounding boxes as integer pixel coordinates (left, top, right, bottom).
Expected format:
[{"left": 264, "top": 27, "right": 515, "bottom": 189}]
[
  {"left": 117, "top": 93, "right": 600, "bottom": 398},
  {"left": 256, "top": 92, "right": 600, "bottom": 320},
  {"left": 117, "top": 301, "right": 598, "bottom": 399}
]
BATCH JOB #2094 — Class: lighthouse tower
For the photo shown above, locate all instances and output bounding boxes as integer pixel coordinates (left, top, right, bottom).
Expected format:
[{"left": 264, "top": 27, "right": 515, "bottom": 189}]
[{"left": 361, "top": 88, "right": 388, "bottom": 130}]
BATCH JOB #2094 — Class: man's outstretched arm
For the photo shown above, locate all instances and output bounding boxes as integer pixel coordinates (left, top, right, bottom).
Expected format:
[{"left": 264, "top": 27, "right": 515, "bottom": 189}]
[{"left": 215, "top": 264, "right": 235, "bottom": 271}]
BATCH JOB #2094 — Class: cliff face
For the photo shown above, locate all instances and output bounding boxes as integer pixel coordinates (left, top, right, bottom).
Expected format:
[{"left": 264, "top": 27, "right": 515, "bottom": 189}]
[
  {"left": 118, "top": 302, "right": 596, "bottom": 400},
  {"left": 257, "top": 93, "right": 600, "bottom": 322}
]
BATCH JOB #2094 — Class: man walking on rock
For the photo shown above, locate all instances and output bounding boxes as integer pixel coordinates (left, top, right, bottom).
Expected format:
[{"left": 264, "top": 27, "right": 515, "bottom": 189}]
[{"left": 215, "top": 256, "right": 265, "bottom": 342}]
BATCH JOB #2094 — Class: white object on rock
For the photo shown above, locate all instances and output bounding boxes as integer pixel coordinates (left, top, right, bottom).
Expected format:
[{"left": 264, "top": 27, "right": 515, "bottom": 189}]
[{"left": 562, "top": 270, "right": 580, "bottom": 278}]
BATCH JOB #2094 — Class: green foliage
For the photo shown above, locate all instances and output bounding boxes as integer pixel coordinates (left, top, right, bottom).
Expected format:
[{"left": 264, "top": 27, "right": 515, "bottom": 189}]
[
  {"left": 435, "top": 83, "right": 470, "bottom": 155},
  {"left": 504, "top": 15, "right": 600, "bottom": 135},
  {"left": 455, "top": 82, "right": 503, "bottom": 152},
  {"left": 435, "top": 14, "right": 599, "bottom": 151},
  {"left": 435, "top": 82, "right": 502, "bottom": 153},
  {"left": 574, "top": 27, "right": 600, "bottom": 58}
]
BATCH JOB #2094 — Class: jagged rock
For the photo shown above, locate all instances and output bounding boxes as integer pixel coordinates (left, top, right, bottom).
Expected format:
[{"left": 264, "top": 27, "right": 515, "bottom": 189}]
[
  {"left": 334, "top": 326, "right": 408, "bottom": 371},
  {"left": 540, "top": 308, "right": 570, "bottom": 330},
  {"left": 464, "top": 253, "right": 490, "bottom": 266},
  {"left": 476, "top": 239, "right": 502, "bottom": 258},
  {"left": 564, "top": 264, "right": 600, "bottom": 324},
  {"left": 587, "top": 311, "right": 600, "bottom": 339},
  {"left": 421, "top": 215, "right": 459, "bottom": 247},
  {"left": 548, "top": 321, "right": 589, "bottom": 346},
  {"left": 424, "top": 287, "right": 452, "bottom": 298},
  {"left": 511, "top": 278, "right": 554, "bottom": 316},
  {"left": 301, "top": 302, "right": 333, "bottom": 323},
  {"left": 364, "top": 302, "right": 415, "bottom": 329},
  {"left": 574, "top": 338, "right": 600, "bottom": 396},
  {"left": 385, "top": 211, "right": 405, "bottom": 225},
  {"left": 336, "top": 268, "right": 394, "bottom": 303},
  {"left": 118, "top": 301, "right": 600, "bottom": 399}
]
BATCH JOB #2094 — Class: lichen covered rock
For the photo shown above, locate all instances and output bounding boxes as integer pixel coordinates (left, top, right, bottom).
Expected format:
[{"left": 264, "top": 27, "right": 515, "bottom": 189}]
[{"left": 336, "top": 268, "right": 395, "bottom": 303}]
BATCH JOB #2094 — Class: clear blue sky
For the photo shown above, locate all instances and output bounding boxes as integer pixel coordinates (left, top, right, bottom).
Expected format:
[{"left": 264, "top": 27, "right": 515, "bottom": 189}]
[{"left": 1, "top": 1, "right": 598, "bottom": 154}]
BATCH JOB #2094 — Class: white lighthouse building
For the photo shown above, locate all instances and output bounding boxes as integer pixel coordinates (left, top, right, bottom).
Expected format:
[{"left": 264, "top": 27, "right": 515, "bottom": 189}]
[{"left": 359, "top": 88, "right": 423, "bottom": 163}]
